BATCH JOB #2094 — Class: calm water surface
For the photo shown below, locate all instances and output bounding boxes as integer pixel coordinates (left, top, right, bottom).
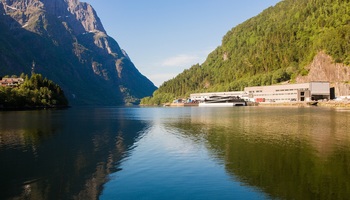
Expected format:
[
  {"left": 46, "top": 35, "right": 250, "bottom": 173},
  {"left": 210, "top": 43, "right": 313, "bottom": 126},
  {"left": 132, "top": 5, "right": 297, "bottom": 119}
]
[{"left": 1, "top": 106, "right": 350, "bottom": 199}]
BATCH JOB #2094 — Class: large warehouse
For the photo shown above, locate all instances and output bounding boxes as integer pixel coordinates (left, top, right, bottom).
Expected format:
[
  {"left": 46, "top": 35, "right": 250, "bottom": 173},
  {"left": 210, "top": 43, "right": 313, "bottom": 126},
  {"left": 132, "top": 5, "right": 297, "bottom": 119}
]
[{"left": 244, "top": 82, "right": 331, "bottom": 102}]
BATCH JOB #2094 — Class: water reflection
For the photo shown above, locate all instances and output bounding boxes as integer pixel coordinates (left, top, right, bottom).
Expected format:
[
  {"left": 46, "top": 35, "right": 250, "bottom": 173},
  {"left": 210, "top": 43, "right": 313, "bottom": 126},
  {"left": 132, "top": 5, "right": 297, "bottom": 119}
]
[
  {"left": 0, "top": 107, "right": 150, "bottom": 200},
  {"left": 167, "top": 107, "right": 350, "bottom": 200},
  {"left": 2, "top": 107, "right": 350, "bottom": 199}
]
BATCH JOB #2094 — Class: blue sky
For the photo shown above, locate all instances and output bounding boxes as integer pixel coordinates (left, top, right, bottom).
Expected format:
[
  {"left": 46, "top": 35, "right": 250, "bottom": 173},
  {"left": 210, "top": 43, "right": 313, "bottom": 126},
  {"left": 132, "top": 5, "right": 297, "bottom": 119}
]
[{"left": 84, "top": 0, "right": 281, "bottom": 86}]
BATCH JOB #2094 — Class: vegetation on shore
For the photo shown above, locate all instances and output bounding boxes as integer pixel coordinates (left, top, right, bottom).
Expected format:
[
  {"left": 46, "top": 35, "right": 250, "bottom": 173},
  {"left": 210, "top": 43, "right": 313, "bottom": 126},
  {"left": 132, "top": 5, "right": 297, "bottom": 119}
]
[
  {"left": 0, "top": 73, "right": 69, "bottom": 109},
  {"left": 141, "top": 0, "right": 350, "bottom": 105}
]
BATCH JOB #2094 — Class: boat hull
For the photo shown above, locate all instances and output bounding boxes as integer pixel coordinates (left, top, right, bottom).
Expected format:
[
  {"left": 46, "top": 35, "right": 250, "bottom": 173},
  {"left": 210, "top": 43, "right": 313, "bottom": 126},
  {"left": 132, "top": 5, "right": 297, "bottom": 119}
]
[{"left": 198, "top": 102, "right": 246, "bottom": 107}]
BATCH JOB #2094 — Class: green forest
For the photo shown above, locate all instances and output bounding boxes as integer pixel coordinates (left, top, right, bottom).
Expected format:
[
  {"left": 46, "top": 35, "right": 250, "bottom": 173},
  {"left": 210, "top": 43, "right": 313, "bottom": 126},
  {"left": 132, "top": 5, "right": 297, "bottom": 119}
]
[
  {"left": 0, "top": 73, "right": 68, "bottom": 109},
  {"left": 141, "top": 0, "right": 350, "bottom": 105}
]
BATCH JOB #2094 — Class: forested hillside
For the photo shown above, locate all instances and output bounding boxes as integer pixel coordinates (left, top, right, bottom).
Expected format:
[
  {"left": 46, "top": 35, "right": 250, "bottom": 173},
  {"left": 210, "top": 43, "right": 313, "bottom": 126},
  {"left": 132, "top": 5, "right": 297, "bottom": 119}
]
[
  {"left": 141, "top": 0, "right": 350, "bottom": 105},
  {"left": 0, "top": 74, "right": 68, "bottom": 109}
]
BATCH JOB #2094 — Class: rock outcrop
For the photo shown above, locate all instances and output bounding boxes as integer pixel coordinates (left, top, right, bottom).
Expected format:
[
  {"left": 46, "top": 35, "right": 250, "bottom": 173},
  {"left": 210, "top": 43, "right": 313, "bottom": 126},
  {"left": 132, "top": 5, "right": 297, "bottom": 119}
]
[
  {"left": 296, "top": 52, "right": 350, "bottom": 96},
  {"left": 1, "top": 0, "right": 105, "bottom": 33}
]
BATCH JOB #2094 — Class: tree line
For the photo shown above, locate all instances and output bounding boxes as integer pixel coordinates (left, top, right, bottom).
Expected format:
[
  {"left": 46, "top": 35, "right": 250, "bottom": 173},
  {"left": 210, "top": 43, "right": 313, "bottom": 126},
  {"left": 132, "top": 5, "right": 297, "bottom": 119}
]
[{"left": 0, "top": 73, "right": 68, "bottom": 109}]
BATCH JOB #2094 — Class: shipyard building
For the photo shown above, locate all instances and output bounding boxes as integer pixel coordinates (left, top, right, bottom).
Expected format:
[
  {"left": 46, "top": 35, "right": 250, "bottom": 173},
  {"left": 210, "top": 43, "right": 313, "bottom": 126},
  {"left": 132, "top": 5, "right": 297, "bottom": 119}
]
[
  {"left": 190, "top": 82, "right": 331, "bottom": 103},
  {"left": 244, "top": 82, "right": 330, "bottom": 102}
]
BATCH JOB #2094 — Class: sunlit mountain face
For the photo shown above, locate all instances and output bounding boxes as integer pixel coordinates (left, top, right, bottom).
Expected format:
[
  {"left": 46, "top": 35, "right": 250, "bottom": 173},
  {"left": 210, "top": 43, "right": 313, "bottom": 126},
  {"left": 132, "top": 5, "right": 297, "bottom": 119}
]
[{"left": 0, "top": 0, "right": 157, "bottom": 105}]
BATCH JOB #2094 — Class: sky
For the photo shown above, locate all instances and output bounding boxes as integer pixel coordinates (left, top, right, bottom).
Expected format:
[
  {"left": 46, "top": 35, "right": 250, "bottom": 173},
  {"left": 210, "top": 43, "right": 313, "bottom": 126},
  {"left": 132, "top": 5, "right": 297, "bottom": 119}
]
[{"left": 84, "top": 0, "right": 281, "bottom": 87}]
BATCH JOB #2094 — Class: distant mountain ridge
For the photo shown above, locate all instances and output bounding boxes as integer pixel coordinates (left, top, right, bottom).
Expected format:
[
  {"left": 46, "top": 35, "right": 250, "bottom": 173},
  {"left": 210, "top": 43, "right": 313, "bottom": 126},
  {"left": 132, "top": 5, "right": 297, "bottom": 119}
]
[
  {"left": 141, "top": 0, "right": 350, "bottom": 105},
  {"left": 0, "top": 0, "right": 157, "bottom": 105}
]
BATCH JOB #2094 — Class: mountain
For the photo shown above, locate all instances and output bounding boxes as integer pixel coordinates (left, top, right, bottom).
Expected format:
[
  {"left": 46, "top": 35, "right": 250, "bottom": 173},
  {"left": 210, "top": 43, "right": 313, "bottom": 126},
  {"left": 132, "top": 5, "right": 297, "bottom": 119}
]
[
  {"left": 141, "top": 0, "right": 350, "bottom": 105},
  {"left": 0, "top": 0, "right": 157, "bottom": 105}
]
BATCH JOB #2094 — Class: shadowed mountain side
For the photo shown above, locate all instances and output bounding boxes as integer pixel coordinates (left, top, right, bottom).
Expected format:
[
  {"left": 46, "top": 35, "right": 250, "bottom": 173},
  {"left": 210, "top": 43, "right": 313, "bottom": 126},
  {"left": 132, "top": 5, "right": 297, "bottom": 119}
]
[{"left": 0, "top": 0, "right": 156, "bottom": 105}]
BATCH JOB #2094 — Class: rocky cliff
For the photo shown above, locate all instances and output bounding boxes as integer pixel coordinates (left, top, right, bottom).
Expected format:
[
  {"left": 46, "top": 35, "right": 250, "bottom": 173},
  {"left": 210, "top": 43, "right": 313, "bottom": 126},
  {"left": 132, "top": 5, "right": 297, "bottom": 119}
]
[
  {"left": 0, "top": 0, "right": 157, "bottom": 105},
  {"left": 296, "top": 52, "right": 350, "bottom": 97}
]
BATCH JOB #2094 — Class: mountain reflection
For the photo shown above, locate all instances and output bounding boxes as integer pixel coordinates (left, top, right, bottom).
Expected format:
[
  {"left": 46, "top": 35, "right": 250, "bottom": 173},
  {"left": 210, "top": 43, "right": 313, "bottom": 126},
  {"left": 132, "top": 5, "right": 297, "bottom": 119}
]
[
  {"left": 166, "top": 107, "right": 350, "bottom": 200},
  {"left": 0, "top": 108, "right": 149, "bottom": 200}
]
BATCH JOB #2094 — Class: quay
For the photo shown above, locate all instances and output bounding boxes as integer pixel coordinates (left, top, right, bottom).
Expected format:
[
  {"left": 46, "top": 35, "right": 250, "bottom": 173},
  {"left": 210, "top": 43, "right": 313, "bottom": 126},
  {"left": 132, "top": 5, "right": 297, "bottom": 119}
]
[
  {"left": 318, "top": 101, "right": 350, "bottom": 107},
  {"left": 257, "top": 101, "right": 318, "bottom": 107}
]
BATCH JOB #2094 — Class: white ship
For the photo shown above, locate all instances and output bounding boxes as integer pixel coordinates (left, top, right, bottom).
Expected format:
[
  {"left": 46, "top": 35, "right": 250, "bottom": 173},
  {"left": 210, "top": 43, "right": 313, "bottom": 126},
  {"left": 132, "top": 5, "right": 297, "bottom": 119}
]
[{"left": 198, "top": 95, "right": 246, "bottom": 107}]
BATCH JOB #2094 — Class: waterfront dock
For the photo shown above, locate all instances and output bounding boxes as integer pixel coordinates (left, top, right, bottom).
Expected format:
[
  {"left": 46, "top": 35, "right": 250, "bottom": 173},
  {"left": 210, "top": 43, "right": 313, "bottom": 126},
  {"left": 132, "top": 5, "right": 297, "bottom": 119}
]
[
  {"left": 318, "top": 101, "right": 350, "bottom": 107},
  {"left": 258, "top": 101, "right": 318, "bottom": 107}
]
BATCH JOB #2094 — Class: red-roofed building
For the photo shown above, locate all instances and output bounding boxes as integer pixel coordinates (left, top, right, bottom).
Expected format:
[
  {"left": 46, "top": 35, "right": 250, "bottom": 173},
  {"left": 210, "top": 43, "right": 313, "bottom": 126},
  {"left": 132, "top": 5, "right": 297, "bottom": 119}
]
[{"left": 0, "top": 78, "right": 24, "bottom": 87}]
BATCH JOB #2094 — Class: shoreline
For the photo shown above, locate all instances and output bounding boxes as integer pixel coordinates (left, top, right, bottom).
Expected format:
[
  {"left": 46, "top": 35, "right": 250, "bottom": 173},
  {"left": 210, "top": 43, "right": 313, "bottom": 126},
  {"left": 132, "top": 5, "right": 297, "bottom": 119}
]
[
  {"left": 0, "top": 105, "right": 70, "bottom": 111},
  {"left": 257, "top": 101, "right": 318, "bottom": 107},
  {"left": 317, "top": 101, "right": 350, "bottom": 108},
  {"left": 163, "top": 100, "right": 350, "bottom": 108}
]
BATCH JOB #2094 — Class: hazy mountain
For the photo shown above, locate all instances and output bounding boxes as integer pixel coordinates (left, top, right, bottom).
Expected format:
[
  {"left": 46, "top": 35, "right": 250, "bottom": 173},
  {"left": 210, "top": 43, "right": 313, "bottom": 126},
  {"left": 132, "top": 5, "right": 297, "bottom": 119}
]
[
  {"left": 141, "top": 0, "right": 350, "bottom": 105},
  {"left": 0, "top": 0, "right": 157, "bottom": 105}
]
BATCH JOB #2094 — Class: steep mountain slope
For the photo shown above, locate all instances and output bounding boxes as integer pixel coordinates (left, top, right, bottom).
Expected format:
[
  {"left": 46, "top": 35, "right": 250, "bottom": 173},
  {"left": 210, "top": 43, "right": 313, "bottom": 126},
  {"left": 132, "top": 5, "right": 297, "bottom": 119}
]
[
  {"left": 142, "top": 0, "right": 350, "bottom": 105},
  {"left": 0, "top": 0, "right": 157, "bottom": 105}
]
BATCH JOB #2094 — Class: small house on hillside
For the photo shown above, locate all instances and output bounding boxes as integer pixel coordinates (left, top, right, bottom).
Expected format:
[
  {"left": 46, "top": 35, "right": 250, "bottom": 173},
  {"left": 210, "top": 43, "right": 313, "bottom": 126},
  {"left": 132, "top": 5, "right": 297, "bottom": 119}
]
[{"left": 0, "top": 78, "right": 24, "bottom": 87}]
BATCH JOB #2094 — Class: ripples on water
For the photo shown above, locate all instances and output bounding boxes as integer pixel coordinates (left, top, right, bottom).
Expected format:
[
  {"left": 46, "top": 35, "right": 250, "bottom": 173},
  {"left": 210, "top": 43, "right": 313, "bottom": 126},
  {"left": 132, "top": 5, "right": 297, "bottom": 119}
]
[{"left": 1, "top": 107, "right": 350, "bottom": 200}]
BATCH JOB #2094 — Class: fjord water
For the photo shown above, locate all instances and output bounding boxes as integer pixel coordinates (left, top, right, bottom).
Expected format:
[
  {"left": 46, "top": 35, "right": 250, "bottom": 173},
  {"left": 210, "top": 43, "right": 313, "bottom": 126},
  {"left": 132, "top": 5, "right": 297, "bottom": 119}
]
[{"left": 1, "top": 107, "right": 350, "bottom": 199}]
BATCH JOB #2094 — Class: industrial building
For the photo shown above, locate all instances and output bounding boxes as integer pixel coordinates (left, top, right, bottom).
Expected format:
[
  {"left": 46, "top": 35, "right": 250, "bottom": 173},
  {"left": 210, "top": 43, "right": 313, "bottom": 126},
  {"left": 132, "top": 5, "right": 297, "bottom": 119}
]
[
  {"left": 244, "top": 82, "right": 331, "bottom": 102},
  {"left": 189, "top": 82, "right": 331, "bottom": 103}
]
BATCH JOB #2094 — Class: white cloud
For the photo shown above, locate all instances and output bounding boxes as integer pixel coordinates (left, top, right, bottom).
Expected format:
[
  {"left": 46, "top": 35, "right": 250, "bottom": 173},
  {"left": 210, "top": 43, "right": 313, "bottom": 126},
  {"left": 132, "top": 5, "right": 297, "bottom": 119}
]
[{"left": 161, "top": 54, "right": 200, "bottom": 67}]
